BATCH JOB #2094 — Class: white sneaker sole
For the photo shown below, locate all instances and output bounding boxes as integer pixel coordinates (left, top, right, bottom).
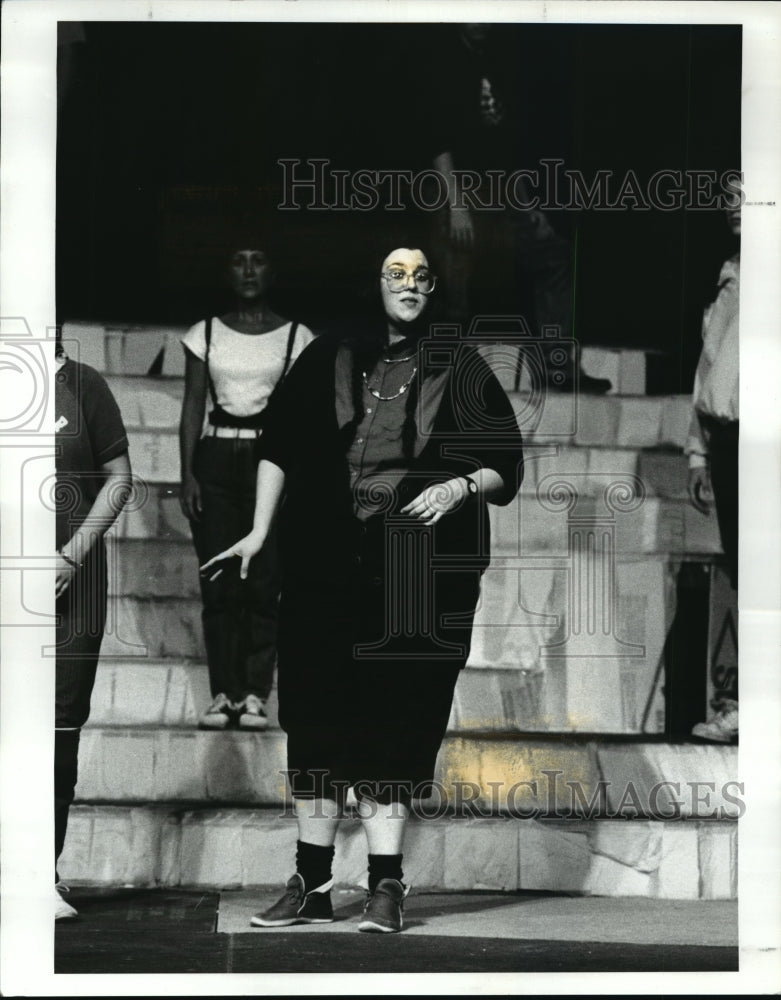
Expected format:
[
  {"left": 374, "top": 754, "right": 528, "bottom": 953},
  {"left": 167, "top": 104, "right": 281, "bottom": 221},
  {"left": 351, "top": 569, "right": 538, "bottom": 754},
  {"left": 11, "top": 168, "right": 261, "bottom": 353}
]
[
  {"left": 250, "top": 915, "right": 333, "bottom": 927},
  {"left": 238, "top": 716, "right": 269, "bottom": 731},
  {"left": 358, "top": 919, "right": 402, "bottom": 933}
]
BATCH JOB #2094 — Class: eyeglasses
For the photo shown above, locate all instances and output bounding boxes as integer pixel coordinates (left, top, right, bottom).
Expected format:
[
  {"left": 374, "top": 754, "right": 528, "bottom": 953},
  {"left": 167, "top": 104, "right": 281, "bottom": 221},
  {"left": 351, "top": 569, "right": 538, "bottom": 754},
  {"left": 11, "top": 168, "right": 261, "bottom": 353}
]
[{"left": 381, "top": 268, "right": 437, "bottom": 294}]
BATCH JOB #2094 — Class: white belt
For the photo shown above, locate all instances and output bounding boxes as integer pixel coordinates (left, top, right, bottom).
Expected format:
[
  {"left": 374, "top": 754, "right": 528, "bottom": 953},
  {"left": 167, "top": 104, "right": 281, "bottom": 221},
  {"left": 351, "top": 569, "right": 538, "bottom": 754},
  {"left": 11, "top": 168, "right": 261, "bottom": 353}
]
[{"left": 203, "top": 425, "right": 263, "bottom": 440}]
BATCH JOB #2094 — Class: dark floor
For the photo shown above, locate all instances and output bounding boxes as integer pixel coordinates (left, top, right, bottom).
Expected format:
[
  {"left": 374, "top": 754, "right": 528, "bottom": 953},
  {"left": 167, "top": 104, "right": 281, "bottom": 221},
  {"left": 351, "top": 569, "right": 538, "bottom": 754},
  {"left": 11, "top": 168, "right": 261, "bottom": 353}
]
[{"left": 54, "top": 888, "right": 739, "bottom": 975}]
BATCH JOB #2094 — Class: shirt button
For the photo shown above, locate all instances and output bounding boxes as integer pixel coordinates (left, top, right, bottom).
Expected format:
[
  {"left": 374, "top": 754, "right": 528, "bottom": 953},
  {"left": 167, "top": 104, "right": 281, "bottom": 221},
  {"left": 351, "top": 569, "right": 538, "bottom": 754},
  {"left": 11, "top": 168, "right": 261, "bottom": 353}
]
[
  {"left": 366, "top": 408, "right": 372, "bottom": 414},
  {"left": 356, "top": 437, "right": 364, "bottom": 444}
]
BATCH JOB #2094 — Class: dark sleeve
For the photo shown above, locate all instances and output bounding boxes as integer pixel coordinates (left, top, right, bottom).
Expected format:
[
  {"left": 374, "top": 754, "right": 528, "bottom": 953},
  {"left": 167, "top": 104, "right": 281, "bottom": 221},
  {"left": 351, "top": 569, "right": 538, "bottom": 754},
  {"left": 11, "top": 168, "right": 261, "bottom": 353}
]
[
  {"left": 79, "top": 364, "right": 129, "bottom": 464},
  {"left": 257, "top": 334, "right": 333, "bottom": 474},
  {"left": 451, "top": 348, "right": 524, "bottom": 506}
]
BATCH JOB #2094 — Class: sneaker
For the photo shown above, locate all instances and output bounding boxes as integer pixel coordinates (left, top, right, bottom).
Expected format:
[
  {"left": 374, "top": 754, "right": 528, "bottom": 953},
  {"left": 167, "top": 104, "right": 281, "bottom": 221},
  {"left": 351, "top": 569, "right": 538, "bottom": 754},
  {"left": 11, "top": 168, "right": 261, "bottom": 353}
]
[
  {"left": 358, "top": 878, "right": 409, "bottom": 933},
  {"left": 55, "top": 883, "right": 78, "bottom": 921},
  {"left": 692, "top": 699, "right": 739, "bottom": 743},
  {"left": 250, "top": 874, "right": 334, "bottom": 927},
  {"left": 198, "top": 693, "right": 235, "bottom": 730},
  {"left": 238, "top": 693, "right": 269, "bottom": 731}
]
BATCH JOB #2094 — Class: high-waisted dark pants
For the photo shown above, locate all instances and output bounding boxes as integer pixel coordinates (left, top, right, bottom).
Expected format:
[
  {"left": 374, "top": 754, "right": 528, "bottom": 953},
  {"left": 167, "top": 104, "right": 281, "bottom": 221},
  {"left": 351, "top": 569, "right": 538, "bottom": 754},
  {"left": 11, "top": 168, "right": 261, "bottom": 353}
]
[{"left": 190, "top": 435, "right": 279, "bottom": 702}]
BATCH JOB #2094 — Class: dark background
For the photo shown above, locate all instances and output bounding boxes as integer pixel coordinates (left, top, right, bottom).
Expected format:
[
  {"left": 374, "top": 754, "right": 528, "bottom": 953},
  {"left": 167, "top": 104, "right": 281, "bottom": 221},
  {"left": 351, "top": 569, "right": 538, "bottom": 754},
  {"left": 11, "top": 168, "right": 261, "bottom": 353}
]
[{"left": 56, "top": 21, "right": 741, "bottom": 391}]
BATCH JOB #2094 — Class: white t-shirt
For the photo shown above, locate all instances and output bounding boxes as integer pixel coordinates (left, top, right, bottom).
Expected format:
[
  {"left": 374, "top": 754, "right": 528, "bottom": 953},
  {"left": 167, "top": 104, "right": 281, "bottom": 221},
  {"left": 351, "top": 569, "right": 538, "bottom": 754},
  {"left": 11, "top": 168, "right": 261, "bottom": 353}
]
[{"left": 181, "top": 317, "right": 315, "bottom": 418}]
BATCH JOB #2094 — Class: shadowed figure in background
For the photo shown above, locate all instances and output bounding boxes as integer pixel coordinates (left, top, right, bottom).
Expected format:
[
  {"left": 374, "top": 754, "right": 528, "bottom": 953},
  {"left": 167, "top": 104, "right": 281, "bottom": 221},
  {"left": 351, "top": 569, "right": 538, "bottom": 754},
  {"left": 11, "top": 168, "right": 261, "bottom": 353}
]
[{"left": 425, "top": 23, "right": 610, "bottom": 394}]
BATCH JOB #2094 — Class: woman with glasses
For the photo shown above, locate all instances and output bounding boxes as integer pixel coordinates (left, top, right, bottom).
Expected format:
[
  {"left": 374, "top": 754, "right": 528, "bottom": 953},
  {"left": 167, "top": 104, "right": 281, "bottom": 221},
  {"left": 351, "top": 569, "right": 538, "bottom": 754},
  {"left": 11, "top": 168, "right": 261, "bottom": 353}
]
[
  {"left": 202, "top": 245, "right": 523, "bottom": 933},
  {"left": 179, "top": 237, "right": 314, "bottom": 730}
]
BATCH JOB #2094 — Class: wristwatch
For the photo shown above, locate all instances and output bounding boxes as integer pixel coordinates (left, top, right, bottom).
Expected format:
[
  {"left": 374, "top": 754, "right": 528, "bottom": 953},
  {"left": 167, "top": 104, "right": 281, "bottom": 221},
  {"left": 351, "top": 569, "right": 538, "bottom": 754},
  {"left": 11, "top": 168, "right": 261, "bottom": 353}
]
[{"left": 463, "top": 476, "right": 478, "bottom": 496}]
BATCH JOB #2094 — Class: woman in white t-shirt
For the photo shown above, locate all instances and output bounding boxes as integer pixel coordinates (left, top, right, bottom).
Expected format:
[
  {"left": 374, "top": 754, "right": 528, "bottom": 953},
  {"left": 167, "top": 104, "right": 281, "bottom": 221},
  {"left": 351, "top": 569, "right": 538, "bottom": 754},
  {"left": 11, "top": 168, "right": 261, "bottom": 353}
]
[{"left": 179, "top": 240, "right": 314, "bottom": 729}]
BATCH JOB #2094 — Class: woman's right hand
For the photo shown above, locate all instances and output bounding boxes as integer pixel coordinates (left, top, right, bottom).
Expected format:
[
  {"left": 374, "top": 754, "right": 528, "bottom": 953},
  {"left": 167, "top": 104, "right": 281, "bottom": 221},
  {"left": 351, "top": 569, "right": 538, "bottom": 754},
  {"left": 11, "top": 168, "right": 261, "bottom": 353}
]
[
  {"left": 180, "top": 473, "right": 202, "bottom": 522},
  {"left": 449, "top": 205, "right": 474, "bottom": 250},
  {"left": 200, "top": 531, "right": 266, "bottom": 581}
]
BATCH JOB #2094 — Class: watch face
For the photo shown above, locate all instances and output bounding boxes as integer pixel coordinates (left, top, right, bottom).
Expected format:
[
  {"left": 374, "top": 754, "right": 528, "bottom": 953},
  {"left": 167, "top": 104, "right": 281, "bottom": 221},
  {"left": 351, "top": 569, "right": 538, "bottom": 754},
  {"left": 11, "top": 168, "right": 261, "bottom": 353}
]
[{"left": 466, "top": 477, "right": 478, "bottom": 494}]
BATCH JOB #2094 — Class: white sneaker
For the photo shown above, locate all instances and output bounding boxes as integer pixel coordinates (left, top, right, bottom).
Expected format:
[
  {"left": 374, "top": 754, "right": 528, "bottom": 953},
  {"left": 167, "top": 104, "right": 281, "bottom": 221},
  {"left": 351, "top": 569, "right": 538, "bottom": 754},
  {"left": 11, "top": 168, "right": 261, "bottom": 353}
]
[
  {"left": 198, "top": 693, "right": 235, "bottom": 730},
  {"left": 55, "top": 883, "right": 78, "bottom": 920},
  {"left": 238, "top": 693, "right": 269, "bottom": 731},
  {"left": 692, "top": 700, "right": 738, "bottom": 743}
]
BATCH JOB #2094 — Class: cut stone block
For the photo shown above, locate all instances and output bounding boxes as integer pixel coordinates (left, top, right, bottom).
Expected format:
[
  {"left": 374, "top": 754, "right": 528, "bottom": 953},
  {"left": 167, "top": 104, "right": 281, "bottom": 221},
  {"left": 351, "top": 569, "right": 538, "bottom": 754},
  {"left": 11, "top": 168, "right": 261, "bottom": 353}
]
[
  {"left": 597, "top": 743, "right": 739, "bottom": 819},
  {"left": 126, "top": 431, "right": 180, "bottom": 483},
  {"left": 698, "top": 823, "right": 737, "bottom": 900},
  {"left": 659, "top": 396, "right": 693, "bottom": 449},
  {"left": 100, "top": 597, "right": 203, "bottom": 659},
  {"left": 581, "top": 852, "right": 653, "bottom": 897},
  {"left": 240, "top": 812, "right": 297, "bottom": 886},
  {"left": 653, "top": 823, "right": 700, "bottom": 900},
  {"left": 107, "top": 538, "right": 200, "bottom": 598},
  {"left": 179, "top": 810, "right": 246, "bottom": 887},
  {"left": 581, "top": 345, "right": 647, "bottom": 396},
  {"left": 588, "top": 821, "right": 663, "bottom": 872},
  {"left": 61, "top": 322, "right": 107, "bottom": 373},
  {"left": 518, "top": 820, "right": 593, "bottom": 891},
  {"left": 637, "top": 450, "right": 689, "bottom": 500},
  {"left": 435, "top": 737, "right": 599, "bottom": 816},
  {"left": 616, "top": 397, "right": 665, "bottom": 448},
  {"left": 443, "top": 817, "right": 520, "bottom": 890}
]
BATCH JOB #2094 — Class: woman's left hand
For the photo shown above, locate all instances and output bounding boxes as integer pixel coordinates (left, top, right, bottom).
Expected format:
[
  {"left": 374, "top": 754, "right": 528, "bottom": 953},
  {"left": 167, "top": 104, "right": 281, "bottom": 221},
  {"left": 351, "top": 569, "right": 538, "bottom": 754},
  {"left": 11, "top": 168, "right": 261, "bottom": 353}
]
[{"left": 401, "top": 479, "right": 470, "bottom": 525}]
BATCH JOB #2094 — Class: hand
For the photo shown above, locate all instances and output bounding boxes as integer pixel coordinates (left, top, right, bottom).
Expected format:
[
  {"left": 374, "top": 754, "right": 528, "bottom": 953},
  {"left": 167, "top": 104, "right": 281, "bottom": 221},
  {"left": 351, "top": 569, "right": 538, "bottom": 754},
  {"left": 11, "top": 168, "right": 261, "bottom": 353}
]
[
  {"left": 688, "top": 466, "right": 714, "bottom": 515},
  {"left": 528, "top": 209, "right": 556, "bottom": 240},
  {"left": 401, "top": 479, "right": 470, "bottom": 525},
  {"left": 180, "top": 473, "right": 202, "bottom": 522},
  {"left": 200, "top": 531, "right": 266, "bottom": 581},
  {"left": 56, "top": 552, "right": 77, "bottom": 598},
  {"left": 448, "top": 206, "right": 474, "bottom": 250}
]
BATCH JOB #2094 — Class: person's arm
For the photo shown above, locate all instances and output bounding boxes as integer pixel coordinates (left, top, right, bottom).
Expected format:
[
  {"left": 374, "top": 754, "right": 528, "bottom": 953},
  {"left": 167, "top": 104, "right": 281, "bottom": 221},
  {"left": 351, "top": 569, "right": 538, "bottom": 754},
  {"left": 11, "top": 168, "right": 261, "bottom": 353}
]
[
  {"left": 433, "top": 149, "right": 474, "bottom": 250},
  {"left": 199, "top": 459, "right": 285, "bottom": 580},
  {"left": 179, "top": 348, "right": 208, "bottom": 521},
  {"left": 56, "top": 451, "right": 132, "bottom": 597}
]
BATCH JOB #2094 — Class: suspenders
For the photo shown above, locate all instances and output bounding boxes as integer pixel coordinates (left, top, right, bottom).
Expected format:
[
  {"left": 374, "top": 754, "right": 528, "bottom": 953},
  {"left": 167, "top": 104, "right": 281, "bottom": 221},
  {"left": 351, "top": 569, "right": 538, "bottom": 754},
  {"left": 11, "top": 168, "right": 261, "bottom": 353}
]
[{"left": 204, "top": 317, "right": 299, "bottom": 427}]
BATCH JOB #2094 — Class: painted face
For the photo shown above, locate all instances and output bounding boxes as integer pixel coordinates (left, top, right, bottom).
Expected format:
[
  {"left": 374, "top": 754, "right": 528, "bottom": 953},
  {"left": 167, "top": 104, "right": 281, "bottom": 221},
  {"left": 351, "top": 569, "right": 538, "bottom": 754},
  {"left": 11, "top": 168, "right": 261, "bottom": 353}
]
[
  {"left": 379, "top": 248, "right": 432, "bottom": 328},
  {"left": 228, "top": 249, "right": 273, "bottom": 299}
]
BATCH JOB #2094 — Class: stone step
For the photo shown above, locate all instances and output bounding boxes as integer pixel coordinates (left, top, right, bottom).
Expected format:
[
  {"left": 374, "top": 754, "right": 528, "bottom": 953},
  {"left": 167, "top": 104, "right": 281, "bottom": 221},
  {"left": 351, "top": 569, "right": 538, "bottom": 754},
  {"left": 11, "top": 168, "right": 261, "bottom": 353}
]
[
  {"left": 64, "top": 322, "right": 659, "bottom": 396},
  {"left": 57, "top": 805, "right": 737, "bottom": 901},
  {"left": 106, "top": 386, "right": 694, "bottom": 471},
  {"left": 85, "top": 659, "right": 544, "bottom": 734},
  {"left": 87, "top": 550, "right": 679, "bottom": 732},
  {"left": 73, "top": 725, "right": 738, "bottom": 820}
]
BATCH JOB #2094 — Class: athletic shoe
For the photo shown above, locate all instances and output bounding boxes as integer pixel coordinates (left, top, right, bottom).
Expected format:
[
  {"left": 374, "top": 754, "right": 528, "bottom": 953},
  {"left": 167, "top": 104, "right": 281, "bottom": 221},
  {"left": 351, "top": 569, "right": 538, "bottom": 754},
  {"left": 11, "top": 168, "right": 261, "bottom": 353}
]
[
  {"left": 55, "top": 883, "right": 78, "bottom": 920},
  {"left": 238, "top": 694, "right": 269, "bottom": 731},
  {"left": 692, "top": 700, "right": 739, "bottom": 743},
  {"left": 358, "top": 878, "right": 409, "bottom": 933},
  {"left": 250, "top": 874, "right": 334, "bottom": 927},
  {"left": 198, "top": 693, "right": 235, "bottom": 730}
]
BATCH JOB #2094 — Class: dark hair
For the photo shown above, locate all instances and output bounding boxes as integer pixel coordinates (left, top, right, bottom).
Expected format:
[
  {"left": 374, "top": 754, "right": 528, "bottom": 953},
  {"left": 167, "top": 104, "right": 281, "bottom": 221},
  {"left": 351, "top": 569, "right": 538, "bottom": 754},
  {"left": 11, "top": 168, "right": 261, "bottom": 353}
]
[{"left": 340, "top": 243, "right": 438, "bottom": 461}]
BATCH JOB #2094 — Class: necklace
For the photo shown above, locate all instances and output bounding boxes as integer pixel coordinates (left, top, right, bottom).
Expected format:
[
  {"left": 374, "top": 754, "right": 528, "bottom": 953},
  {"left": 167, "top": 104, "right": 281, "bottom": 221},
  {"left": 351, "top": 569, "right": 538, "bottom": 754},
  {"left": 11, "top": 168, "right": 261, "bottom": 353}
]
[
  {"left": 362, "top": 366, "right": 418, "bottom": 401},
  {"left": 381, "top": 353, "right": 416, "bottom": 364}
]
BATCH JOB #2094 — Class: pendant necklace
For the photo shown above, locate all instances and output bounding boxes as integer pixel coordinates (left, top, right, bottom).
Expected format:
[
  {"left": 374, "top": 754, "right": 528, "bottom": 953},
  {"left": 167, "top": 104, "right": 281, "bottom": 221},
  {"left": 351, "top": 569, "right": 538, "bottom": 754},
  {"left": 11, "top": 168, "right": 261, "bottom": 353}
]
[{"left": 362, "top": 364, "right": 418, "bottom": 401}]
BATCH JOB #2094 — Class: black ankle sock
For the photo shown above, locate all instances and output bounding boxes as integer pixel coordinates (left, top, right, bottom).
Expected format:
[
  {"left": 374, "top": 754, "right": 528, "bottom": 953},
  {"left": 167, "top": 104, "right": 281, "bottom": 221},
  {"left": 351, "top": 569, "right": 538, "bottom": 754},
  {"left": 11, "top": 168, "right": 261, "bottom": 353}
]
[
  {"left": 368, "top": 853, "right": 404, "bottom": 893},
  {"left": 295, "top": 840, "right": 335, "bottom": 892}
]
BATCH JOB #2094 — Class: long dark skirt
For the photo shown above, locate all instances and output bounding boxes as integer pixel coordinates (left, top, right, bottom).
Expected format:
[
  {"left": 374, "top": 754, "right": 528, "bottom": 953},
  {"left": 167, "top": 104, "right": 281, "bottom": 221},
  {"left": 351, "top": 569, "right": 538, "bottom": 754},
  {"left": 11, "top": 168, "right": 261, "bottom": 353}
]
[{"left": 278, "top": 541, "right": 481, "bottom": 806}]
